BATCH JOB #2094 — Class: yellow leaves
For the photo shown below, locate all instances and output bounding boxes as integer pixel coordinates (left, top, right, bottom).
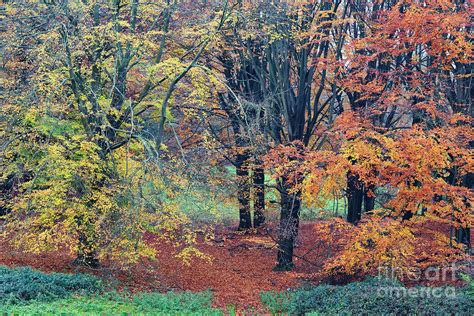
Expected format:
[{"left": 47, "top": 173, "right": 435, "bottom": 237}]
[
  {"left": 176, "top": 246, "right": 211, "bottom": 266},
  {"left": 148, "top": 57, "right": 185, "bottom": 83},
  {"left": 97, "top": 96, "right": 110, "bottom": 110},
  {"left": 182, "top": 67, "right": 222, "bottom": 109},
  {"left": 6, "top": 150, "right": 197, "bottom": 266},
  {"left": 103, "top": 237, "right": 157, "bottom": 265},
  {"left": 302, "top": 171, "right": 346, "bottom": 209},
  {"left": 2, "top": 0, "right": 230, "bottom": 269},
  {"left": 324, "top": 215, "right": 417, "bottom": 279},
  {"left": 4, "top": 5, "right": 18, "bottom": 15},
  {"left": 23, "top": 108, "right": 39, "bottom": 126},
  {"left": 117, "top": 20, "right": 131, "bottom": 29}
]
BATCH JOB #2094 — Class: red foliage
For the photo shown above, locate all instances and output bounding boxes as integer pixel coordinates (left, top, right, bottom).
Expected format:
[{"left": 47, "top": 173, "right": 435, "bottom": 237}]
[{"left": 1, "top": 220, "right": 469, "bottom": 310}]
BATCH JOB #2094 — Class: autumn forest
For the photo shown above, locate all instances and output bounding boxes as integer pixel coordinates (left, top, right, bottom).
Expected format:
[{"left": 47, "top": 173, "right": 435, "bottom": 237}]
[{"left": 0, "top": 0, "right": 473, "bottom": 314}]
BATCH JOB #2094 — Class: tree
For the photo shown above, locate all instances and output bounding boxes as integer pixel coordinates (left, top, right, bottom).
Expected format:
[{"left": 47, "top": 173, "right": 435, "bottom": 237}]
[
  {"left": 342, "top": 0, "right": 472, "bottom": 245},
  {"left": 248, "top": 0, "right": 351, "bottom": 270},
  {"left": 1, "top": 0, "right": 230, "bottom": 266},
  {"left": 210, "top": 3, "right": 270, "bottom": 230},
  {"left": 264, "top": 0, "right": 472, "bottom": 269}
]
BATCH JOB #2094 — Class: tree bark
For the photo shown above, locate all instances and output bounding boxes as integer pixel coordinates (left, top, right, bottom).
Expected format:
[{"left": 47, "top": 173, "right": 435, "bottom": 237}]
[
  {"left": 455, "top": 171, "right": 473, "bottom": 251},
  {"left": 236, "top": 153, "right": 251, "bottom": 230},
  {"left": 275, "top": 180, "right": 301, "bottom": 271},
  {"left": 363, "top": 184, "right": 375, "bottom": 213},
  {"left": 346, "top": 173, "right": 364, "bottom": 224},
  {"left": 253, "top": 167, "right": 265, "bottom": 227}
]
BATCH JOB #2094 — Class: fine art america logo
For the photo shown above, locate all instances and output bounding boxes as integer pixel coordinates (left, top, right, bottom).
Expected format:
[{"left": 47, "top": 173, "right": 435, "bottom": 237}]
[
  {"left": 377, "top": 285, "right": 457, "bottom": 298},
  {"left": 375, "top": 263, "right": 470, "bottom": 298}
]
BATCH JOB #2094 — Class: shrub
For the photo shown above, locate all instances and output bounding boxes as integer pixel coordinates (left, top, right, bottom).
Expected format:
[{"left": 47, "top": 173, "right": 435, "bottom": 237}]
[
  {"left": 0, "top": 290, "right": 222, "bottom": 315},
  {"left": 260, "top": 290, "right": 293, "bottom": 314},
  {"left": 0, "top": 266, "right": 103, "bottom": 304},
  {"left": 0, "top": 266, "right": 220, "bottom": 314},
  {"left": 261, "top": 277, "right": 474, "bottom": 315}
]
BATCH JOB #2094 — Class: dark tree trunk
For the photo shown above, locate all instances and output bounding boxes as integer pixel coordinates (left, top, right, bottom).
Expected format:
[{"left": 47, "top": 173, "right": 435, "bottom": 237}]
[
  {"left": 363, "top": 184, "right": 375, "bottom": 213},
  {"left": 218, "top": 50, "right": 252, "bottom": 231},
  {"left": 74, "top": 218, "right": 100, "bottom": 268},
  {"left": 455, "top": 171, "right": 473, "bottom": 251},
  {"left": 402, "top": 211, "right": 414, "bottom": 221},
  {"left": 275, "top": 180, "right": 301, "bottom": 271},
  {"left": 455, "top": 227, "right": 471, "bottom": 251},
  {"left": 236, "top": 153, "right": 251, "bottom": 230},
  {"left": 0, "top": 175, "right": 13, "bottom": 216},
  {"left": 253, "top": 167, "right": 265, "bottom": 227},
  {"left": 346, "top": 173, "right": 364, "bottom": 224}
]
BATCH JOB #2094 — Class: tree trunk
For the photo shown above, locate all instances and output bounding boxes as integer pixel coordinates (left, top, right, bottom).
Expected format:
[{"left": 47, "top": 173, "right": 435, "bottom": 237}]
[
  {"left": 346, "top": 173, "right": 364, "bottom": 224},
  {"left": 363, "top": 184, "right": 375, "bottom": 212},
  {"left": 455, "top": 227, "right": 471, "bottom": 251},
  {"left": 455, "top": 171, "right": 473, "bottom": 251},
  {"left": 236, "top": 153, "right": 251, "bottom": 230},
  {"left": 275, "top": 180, "right": 301, "bottom": 271},
  {"left": 253, "top": 167, "right": 265, "bottom": 227},
  {"left": 74, "top": 217, "right": 100, "bottom": 268}
]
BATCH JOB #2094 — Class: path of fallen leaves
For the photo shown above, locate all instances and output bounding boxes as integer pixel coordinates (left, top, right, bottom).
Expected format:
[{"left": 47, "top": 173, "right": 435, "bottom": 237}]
[
  {"left": 0, "top": 222, "right": 333, "bottom": 309},
  {"left": 0, "top": 220, "right": 468, "bottom": 310}
]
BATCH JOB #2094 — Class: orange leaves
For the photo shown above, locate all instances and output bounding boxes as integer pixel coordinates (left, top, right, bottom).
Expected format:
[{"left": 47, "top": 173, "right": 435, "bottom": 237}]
[
  {"left": 364, "top": 0, "right": 471, "bottom": 64},
  {"left": 322, "top": 215, "right": 468, "bottom": 282},
  {"left": 375, "top": 126, "right": 473, "bottom": 222},
  {"left": 266, "top": 106, "right": 472, "bottom": 232},
  {"left": 329, "top": 109, "right": 473, "bottom": 225},
  {"left": 264, "top": 142, "right": 350, "bottom": 207},
  {"left": 344, "top": 0, "right": 472, "bottom": 118},
  {"left": 264, "top": 111, "right": 472, "bottom": 227},
  {"left": 263, "top": 141, "right": 307, "bottom": 182},
  {"left": 301, "top": 151, "right": 349, "bottom": 208},
  {"left": 323, "top": 215, "right": 417, "bottom": 280}
]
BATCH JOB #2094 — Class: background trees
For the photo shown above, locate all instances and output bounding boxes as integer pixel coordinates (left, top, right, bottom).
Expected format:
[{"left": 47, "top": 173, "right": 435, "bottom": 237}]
[{"left": 1, "top": 0, "right": 472, "bottom": 274}]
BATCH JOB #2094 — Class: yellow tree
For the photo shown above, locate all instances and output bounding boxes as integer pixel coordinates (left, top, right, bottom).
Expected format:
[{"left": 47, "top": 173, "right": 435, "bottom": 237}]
[{"left": 1, "top": 0, "right": 230, "bottom": 266}]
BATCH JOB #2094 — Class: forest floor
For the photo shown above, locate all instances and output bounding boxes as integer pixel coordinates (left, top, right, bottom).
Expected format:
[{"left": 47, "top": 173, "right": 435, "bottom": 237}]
[
  {"left": 0, "top": 220, "right": 467, "bottom": 309},
  {"left": 0, "top": 222, "right": 333, "bottom": 309}
]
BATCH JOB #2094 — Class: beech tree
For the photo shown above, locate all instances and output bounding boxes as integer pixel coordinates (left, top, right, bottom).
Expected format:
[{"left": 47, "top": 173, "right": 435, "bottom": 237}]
[
  {"left": 216, "top": 3, "right": 269, "bottom": 230},
  {"left": 266, "top": 0, "right": 472, "bottom": 274},
  {"left": 237, "top": 0, "right": 350, "bottom": 270},
  {"left": 1, "top": 0, "right": 230, "bottom": 266},
  {"left": 342, "top": 0, "right": 472, "bottom": 245}
]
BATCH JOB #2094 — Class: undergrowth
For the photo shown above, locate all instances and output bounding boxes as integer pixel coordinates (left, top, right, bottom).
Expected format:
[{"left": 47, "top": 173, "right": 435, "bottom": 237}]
[{"left": 261, "top": 277, "right": 474, "bottom": 315}]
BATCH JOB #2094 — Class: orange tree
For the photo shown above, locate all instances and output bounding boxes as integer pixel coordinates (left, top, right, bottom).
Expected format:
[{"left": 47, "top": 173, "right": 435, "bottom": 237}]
[{"left": 263, "top": 0, "right": 472, "bottom": 272}]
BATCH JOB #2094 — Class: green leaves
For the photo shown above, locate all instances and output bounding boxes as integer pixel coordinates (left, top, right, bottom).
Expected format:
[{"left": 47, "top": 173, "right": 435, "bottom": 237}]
[{"left": 0, "top": 266, "right": 103, "bottom": 305}]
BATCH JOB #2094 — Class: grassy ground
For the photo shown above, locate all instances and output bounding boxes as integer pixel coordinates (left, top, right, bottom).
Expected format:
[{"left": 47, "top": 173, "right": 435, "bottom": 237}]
[
  {"left": 182, "top": 165, "right": 348, "bottom": 225},
  {"left": 1, "top": 293, "right": 221, "bottom": 315},
  {"left": 0, "top": 266, "right": 220, "bottom": 315},
  {"left": 1, "top": 266, "right": 472, "bottom": 315}
]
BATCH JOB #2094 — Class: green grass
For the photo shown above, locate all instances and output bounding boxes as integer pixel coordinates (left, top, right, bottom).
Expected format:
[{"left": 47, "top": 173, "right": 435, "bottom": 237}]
[
  {"left": 0, "top": 266, "right": 221, "bottom": 315},
  {"left": 2, "top": 266, "right": 473, "bottom": 315},
  {"left": 0, "top": 292, "right": 222, "bottom": 315},
  {"left": 0, "top": 266, "right": 102, "bottom": 305}
]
